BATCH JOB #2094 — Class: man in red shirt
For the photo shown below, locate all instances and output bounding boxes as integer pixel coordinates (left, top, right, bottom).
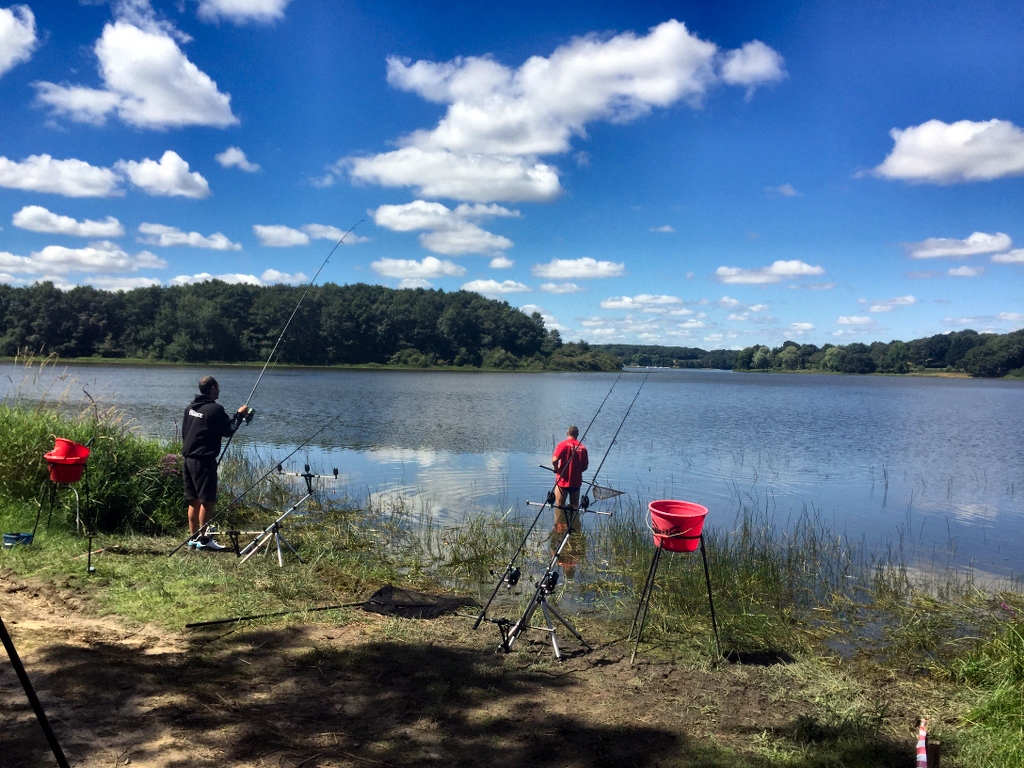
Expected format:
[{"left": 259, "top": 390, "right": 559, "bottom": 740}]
[{"left": 552, "top": 425, "right": 589, "bottom": 531}]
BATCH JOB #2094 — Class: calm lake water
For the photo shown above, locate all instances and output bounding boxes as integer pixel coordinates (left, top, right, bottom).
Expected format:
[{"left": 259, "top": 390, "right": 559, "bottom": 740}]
[{"left": 6, "top": 362, "right": 1024, "bottom": 576}]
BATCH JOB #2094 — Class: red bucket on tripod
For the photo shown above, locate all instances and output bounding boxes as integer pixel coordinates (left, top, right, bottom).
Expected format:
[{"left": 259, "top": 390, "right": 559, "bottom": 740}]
[
  {"left": 43, "top": 438, "right": 90, "bottom": 484},
  {"left": 649, "top": 500, "right": 707, "bottom": 552}
]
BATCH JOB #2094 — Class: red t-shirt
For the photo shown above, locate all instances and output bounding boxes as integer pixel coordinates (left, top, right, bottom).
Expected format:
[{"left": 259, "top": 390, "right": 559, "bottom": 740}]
[{"left": 552, "top": 438, "right": 588, "bottom": 488}]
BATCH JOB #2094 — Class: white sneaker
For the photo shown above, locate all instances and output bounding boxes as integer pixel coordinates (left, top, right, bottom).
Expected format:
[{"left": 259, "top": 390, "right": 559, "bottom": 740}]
[{"left": 202, "top": 538, "right": 228, "bottom": 552}]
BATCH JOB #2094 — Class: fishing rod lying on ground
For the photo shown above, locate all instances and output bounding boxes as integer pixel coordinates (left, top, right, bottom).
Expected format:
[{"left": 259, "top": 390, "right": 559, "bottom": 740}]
[
  {"left": 168, "top": 413, "right": 346, "bottom": 556},
  {"left": 217, "top": 220, "right": 363, "bottom": 466},
  {"left": 472, "top": 372, "right": 623, "bottom": 630},
  {"left": 490, "top": 372, "right": 649, "bottom": 660}
]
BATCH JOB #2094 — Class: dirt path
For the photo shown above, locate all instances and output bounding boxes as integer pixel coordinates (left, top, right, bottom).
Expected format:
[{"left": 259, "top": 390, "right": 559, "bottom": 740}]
[{"left": 1, "top": 572, "right": 920, "bottom": 768}]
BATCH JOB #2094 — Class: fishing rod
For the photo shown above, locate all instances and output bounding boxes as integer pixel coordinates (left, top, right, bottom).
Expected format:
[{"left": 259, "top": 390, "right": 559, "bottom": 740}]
[
  {"left": 473, "top": 371, "right": 623, "bottom": 630},
  {"left": 217, "top": 220, "right": 363, "bottom": 464},
  {"left": 498, "top": 372, "right": 649, "bottom": 657},
  {"left": 168, "top": 412, "right": 345, "bottom": 556}
]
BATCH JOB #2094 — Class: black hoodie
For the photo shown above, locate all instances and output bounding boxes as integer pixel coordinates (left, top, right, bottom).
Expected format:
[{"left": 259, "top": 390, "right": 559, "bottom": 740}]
[{"left": 182, "top": 394, "right": 241, "bottom": 461}]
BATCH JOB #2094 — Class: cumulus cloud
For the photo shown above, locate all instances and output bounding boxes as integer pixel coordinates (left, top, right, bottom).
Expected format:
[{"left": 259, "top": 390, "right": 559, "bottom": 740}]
[
  {"left": 34, "top": 8, "right": 236, "bottom": 129},
  {"left": 259, "top": 269, "right": 307, "bottom": 284},
  {"left": 532, "top": 257, "right": 624, "bottom": 279},
  {"left": 948, "top": 265, "right": 985, "bottom": 277},
  {"left": 196, "top": 0, "right": 292, "bottom": 24},
  {"left": 0, "top": 240, "right": 167, "bottom": 275},
  {"left": 992, "top": 249, "right": 1024, "bottom": 264},
  {"left": 865, "top": 295, "right": 916, "bottom": 313},
  {"left": 461, "top": 278, "right": 530, "bottom": 297},
  {"left": 253, "top": 224, "right": 309, "bottom": 247},
  {"left": 905, "top": 231, "right": 1011, "bottom": 259},
  {"left": 715, "top": 259, "right": 824, "bottom": 284},
  {"left": 398, "top": 278, "right": 432, "bottom": 289},
  {"left": 138, "top": 223, "right": 240, "bottom": 250},
  {"left": 872, "top": 119, "right": 1024, "bottom": 184},
  {"left": 344, "top": 21, "right": 783, "bottom": 202},
  {"left": 115, "top": 151, "right": 210, "bottom": 198},
  {"left": 87, "top": 275, "right": 163, "bottom": 290},
  {"left": 489, "top": 256, "right": 513, "bottom": 268},
  {"left": 789, "top": 321, "right": 814, "bottom": 333},
  {"left": 301, "top": 223, "right": 368, "bottom": 243},
  {"left": 600, "top": 294, "right": 682, "bottom": 312},
  {"left": 720, "top": 40, "right": 786, "bottom": 99},
  {"left": 215, "top": 146, "right": 260, "bottom": 172},
  {"left": 371, "top": 256, "right": 466, "bottom": 279},
  {"left": 371, "top": 200, "right": 517, "bottom": 256},
  {"left": 0, "top": 154, "right": 123, "bottom": 197},
  {"left": 539, "top": 282, "right": 582, "bottom": 294},
  {"left": 0, "top": 4, "right": 37, "bottom": 77},
  {"left": 171, "top": 272, "right": 261, "bottom": 286},
  {"left": 12, "top": 205, "right": 124, "bottom": 237},
  {"left": 837, "top": 316, "right": 872, "bottom": 325},
  {"left": 650, "top": 225, "right": 675, "bottom": 233}
]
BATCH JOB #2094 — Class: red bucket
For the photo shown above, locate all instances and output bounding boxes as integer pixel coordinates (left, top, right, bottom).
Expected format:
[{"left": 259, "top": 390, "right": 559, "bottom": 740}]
[
  {"left": 649, "top": 500, "right": 708, "bottom": 553},
  {"left": 44, "top": 438, "right": 90, "bottom": 484}
]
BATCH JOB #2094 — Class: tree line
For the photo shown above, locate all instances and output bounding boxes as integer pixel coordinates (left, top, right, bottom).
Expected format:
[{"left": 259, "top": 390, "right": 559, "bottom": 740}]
[
  {"left": 596, "top": 329, "right": 1024, "bottom": 378},
  {"left": 0, "top": 281, "right": 621, "bottom": 372}
]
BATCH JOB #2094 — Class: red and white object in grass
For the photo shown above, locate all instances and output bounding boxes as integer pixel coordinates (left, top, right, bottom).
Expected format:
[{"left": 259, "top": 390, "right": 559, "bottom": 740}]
[
  {"left": 916, "top": 719, "right": 928, "bottom": 767},
  {"left": 43, "top": 437, "right": 90, "bottom": 484}
]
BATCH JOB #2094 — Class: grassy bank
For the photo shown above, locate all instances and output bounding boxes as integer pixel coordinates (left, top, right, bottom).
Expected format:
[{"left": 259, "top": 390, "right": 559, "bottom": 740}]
[{"left": 2, "top": 404, "right": 1023, "bottom": 766}]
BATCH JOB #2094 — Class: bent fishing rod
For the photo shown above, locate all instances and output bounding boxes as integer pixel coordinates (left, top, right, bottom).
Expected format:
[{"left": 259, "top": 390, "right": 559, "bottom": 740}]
[
  {"left": 498, "top": 372, "right": 649, "bottom": 654},
  {"left": 217, "top": 219, "right": 363, "bottom": 465},
  {"left": 473, "top": 371, "right": 623, "bottom": 630},
  {"left": 169, "top": 412, "right": 346, "bottom": 556}
]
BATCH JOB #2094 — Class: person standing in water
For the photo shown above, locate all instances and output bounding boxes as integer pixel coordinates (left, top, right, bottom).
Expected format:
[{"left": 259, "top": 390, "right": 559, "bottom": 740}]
[{"left": 551, "top": 425, "right": 589, "bottom": 532}]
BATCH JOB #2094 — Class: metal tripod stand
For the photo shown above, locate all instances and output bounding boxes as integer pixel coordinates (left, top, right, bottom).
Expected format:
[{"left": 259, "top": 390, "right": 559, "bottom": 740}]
[{"left": 236, "top": 465, "right": 336, "bottom": 567}]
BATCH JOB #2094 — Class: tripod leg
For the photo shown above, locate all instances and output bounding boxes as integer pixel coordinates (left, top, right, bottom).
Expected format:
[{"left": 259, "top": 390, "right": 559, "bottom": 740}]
[
  {"left": 699, "top": 536, "right": 722, "bottom": 658},
  {"left": 278, "top": 533, "right": 304, "bottom": 564},
  {"left": 631, "top": 544, "right": 663, "bottom": 664},
  {"left": 504, "top": 591, "right": 541, "bottom": 653},
  {"left": 539, "top": 599, "right": 562, "bottom": 661},
  {"left": 545, "top": 600, "right": 591, "bottom": 651},
  {"left": 45, "top": 482, "right": 56, "bottom": 531},
  {"left": 275, "top": 531, "right": 284, "bottom": 567},
  {"left": 238, "top": 530, "right": 273, "bottom": 563}
]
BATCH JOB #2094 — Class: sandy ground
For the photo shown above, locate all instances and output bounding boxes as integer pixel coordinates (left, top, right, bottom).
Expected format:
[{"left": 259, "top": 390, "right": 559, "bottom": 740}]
[{"left": 1, "top": 571, "right": 921, "bottom": 768}]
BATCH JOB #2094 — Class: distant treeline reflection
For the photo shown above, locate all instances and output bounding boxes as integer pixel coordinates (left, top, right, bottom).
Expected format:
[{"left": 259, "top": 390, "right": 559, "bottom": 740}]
[{"left": 596, "top": 328, "right": 1024, "bottom": 378}]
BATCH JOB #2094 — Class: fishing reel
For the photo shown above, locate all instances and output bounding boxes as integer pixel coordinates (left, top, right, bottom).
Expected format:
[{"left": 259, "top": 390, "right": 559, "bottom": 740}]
[
  {"left": 490, "top": 565, "right": 521, "bottom": 590},
  {"left": 240, "top": 407, "right": 255, "bottom": 424},
  {"left": 538, "top": 570, "right": 559, "bottom": 595},
  {"left": 546, "top": 490, "right": 556, "bottom": 506},
  {"left": 579, "top": 494, "right": 589, "bottom": 511}
]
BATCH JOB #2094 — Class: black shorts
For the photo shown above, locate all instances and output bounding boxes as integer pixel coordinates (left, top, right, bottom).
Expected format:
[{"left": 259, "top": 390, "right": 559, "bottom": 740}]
[{"left": 183, "top": 457, "right": 218, "bottom": 503}]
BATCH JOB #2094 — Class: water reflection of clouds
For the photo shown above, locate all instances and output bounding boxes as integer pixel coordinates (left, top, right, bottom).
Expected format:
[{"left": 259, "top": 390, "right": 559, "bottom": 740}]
[
  {"left": 368, "top": 447, "right": 444, "bottom": 467},
  {"left": 949, "top": 502, "right": 999, "bottom": 523}
]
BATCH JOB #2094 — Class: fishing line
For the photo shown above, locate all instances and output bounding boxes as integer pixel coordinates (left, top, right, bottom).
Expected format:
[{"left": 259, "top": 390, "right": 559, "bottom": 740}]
[
  {"left": 579, "top": 372, "right": 649, "bottom": 502},
  {"left": 218, "top": 219, "right": 363, "bottom": 464},
  {"left": 169, "top": 412, "right": 345, "bottom": 556},
  {"left": 473, "top": 371, "right": 623, "bottom": 629}
]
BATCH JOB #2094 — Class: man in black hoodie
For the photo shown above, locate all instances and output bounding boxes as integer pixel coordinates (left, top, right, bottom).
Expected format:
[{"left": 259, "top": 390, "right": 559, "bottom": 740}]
[{"left": 182, "top": 376, "right": 251, "bottom": 550}]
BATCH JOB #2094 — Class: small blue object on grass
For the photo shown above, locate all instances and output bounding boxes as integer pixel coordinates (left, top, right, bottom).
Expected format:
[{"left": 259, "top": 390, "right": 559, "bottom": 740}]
[{"left": 3, "top": 532, "right": 34, "bottom": 548}]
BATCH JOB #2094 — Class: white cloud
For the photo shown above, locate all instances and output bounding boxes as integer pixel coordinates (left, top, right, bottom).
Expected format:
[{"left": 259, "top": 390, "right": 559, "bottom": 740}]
[
  {"left": 115, "top": 151, "right": 210, "bottom": 198},
  {"left": 35, "top": 13, "right": 237, "bottom": 130},
  {"left": 992, "top": 249, "right": 1024, "bottom": 264},
  {"left": 998, "top": 312, "right": 1024, "bottom": 323},
  {"left": 872, "top": 119, "right": 1024, "bottom": 184},
  {"left": 253, "top": 224, "right": 309, "bottom": 247},
  {"left": 12, "top": 205, "right": 124, "bottom": 237},
  {"left": 532, "top": 257, "right": 624, "bottom": 279},
  {"left": 0, "top": 240, "right": 167, "bottom": 275},
  {"left": 765, "top": 183, "right": 799, "bottom": 197},
  {"left": 715, "top": 259, "right": 824, "bottom": 284},
  {"left": 650, "top": 225, "right": 675, "bottom": 233},
  {"left": 716, "top": 295, "right": 741, "bottom": 308},
  {"left": 727, "top": 312, "right": 750, "bottom": 321},
  {"left": 0, "top": 154, "right": 123, "bottom": 197},
  {"left": 138, "top": 223, "right": 241, "bottom": 250},
  {"left": 197, "top": 0, "right": 292, "bottom": 24},
  {"left": 371, "top": 200, "right": 517, "bottom": 256},
  {"left": 867, "top": 295, "right": 916, "bottom": 313},
  {"left": 789, "top": 321, "right": 814, "bottom": 332},
  {"left": 489, "top": 256, "right": 514, "bottom": 268},
  {"left": 345, "top": 21, "right": 783, "bottom": 202},
  {"left": 948, "top": 265, "right": 985, "bottom": 277},
  {"left": 371, "top": 256, "right": 466, "bottom": 279},
  {"left": 539, "top": 282, "right": 582, "bottom": 294},
  {"left": 720, "top": 39, "right": 786, "bottom": 99},
  {"left": 837, "top": 316, "right": 872, "bottom": 325},
  {"left": 461, "top": 278, "right": 530, "bottom": 297},
  {"left": 0, "top": 4, "right": 37, "bottom": 77},
  {"left": 86, "top": 275, "right": 162, "bottom": 290},
  {"left": 600, "top": 294, "right": 682, "bottom": 312},
  {"left": 301, "top": 223, "right": 368, "bottom": 243},
  {"left": 215, "top": 146, "right": 260, "bottom": 172},
  {"left": 260, "top": 269, "right": 307, "bottom": 284},
  {"left": 398, "top": 278, "right": 432, "bottom": 289},
  {"left": 171, "top": 272, "right": 262, "bottom": 285},
  {"left": 905, "top": 231, "right": 1011, "bottom": 259}
]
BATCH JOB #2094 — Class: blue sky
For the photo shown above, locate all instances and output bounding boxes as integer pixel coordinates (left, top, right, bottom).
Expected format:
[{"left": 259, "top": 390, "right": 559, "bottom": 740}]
[{"left": 0, "top": 0, "right": 1022, "bottom": 348}]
